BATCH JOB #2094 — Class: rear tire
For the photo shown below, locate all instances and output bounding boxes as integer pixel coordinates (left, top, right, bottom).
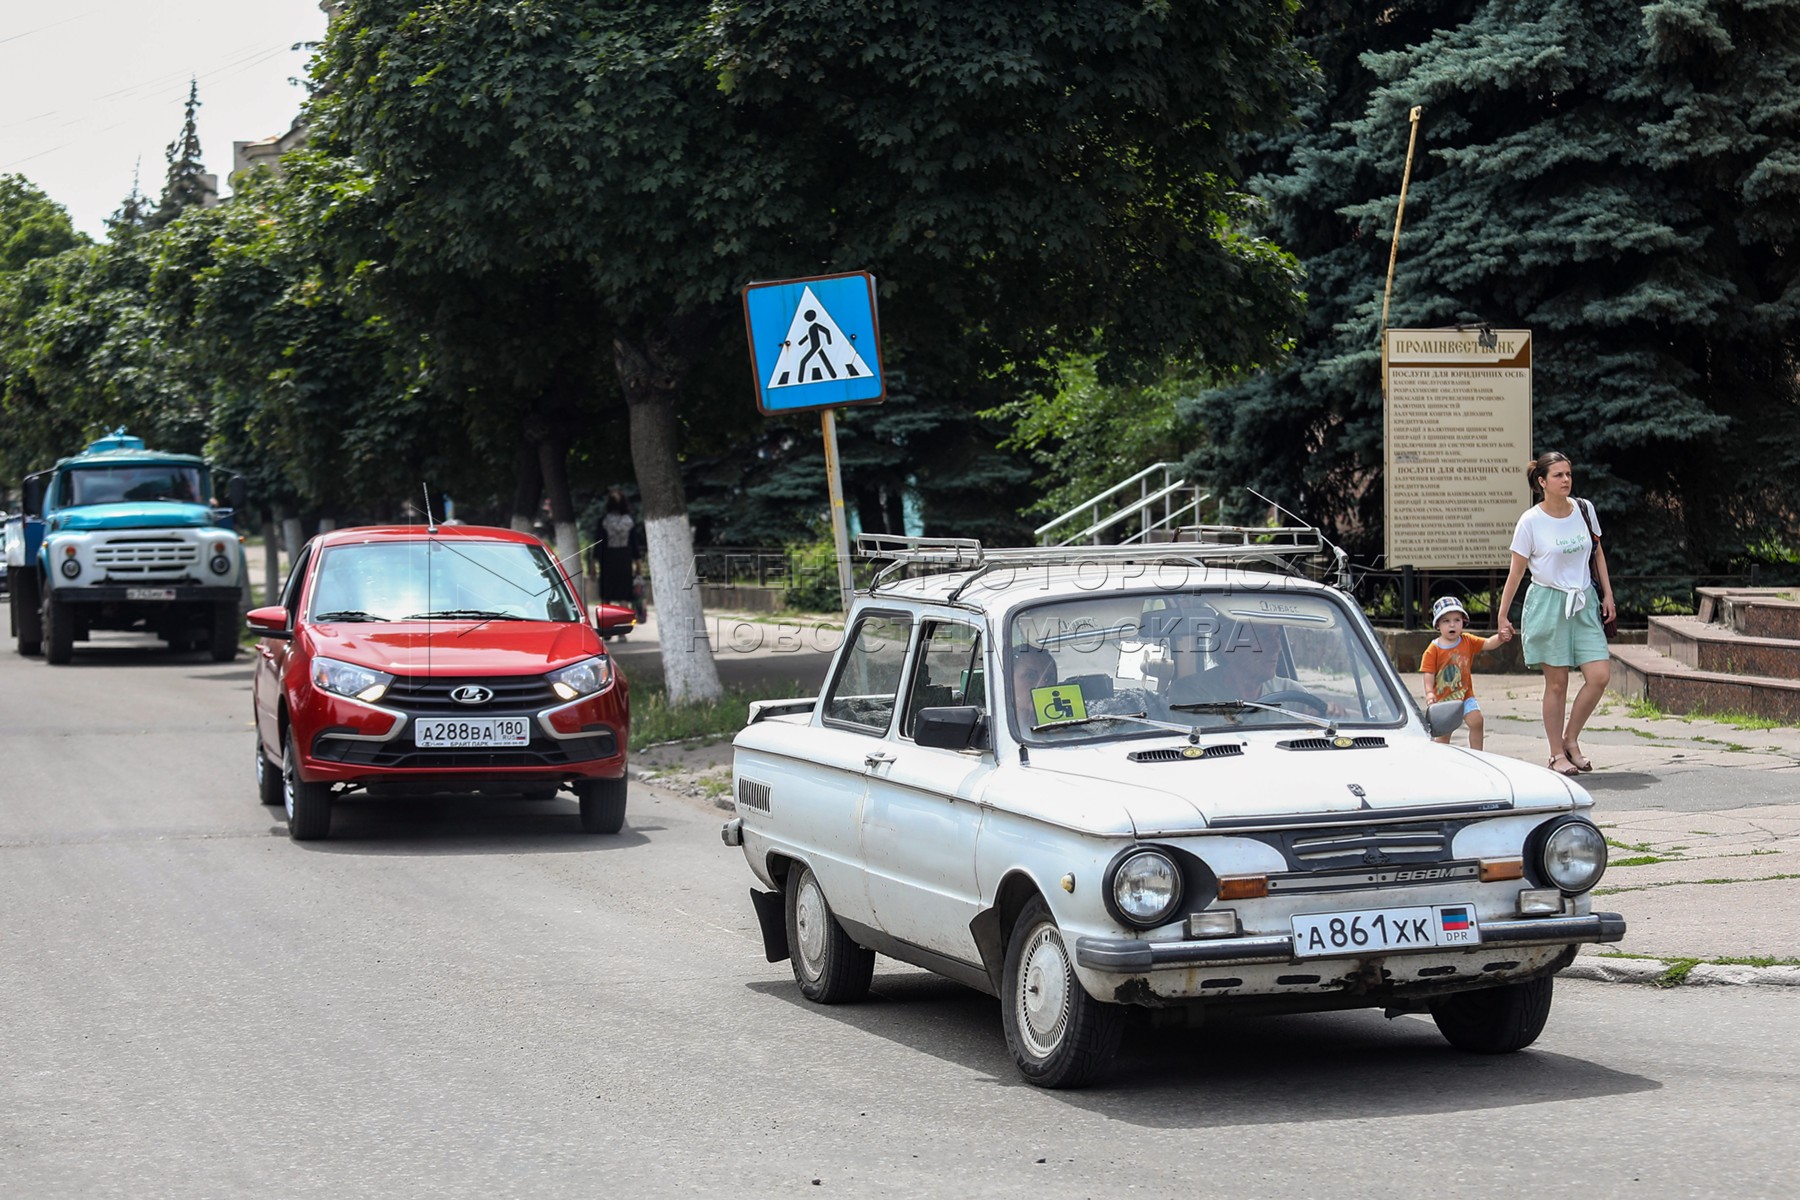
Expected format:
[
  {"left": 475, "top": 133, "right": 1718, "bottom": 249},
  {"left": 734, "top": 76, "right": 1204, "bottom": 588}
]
[
  {"left": 283, "top": 729, "right": 334, "bottom": 840},
  {"left": 575, "top": 777, "right": 627, "bottom": 834},
  {"left": 1001, "top": 895, "right": 1122, "bottom": 1088},
  {"left": 42, "top": 591, "right": 73, "bottom": 664},
  {"left": 1429, "top": 976, "right": 1554, "bottom": 1054},
  {"left": 210, "top": 600, "right": 240, "bottom": 662},
  {"left": 11, "top": 575, "right": 42, "bottom": 656},
  {"left": 785, "top": 866, "right": 874, "bottom": 1004}
]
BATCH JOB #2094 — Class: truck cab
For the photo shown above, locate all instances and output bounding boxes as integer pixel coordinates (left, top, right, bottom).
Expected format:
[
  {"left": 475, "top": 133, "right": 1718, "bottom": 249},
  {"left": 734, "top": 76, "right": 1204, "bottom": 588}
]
[{"left": 5, "top": 431, "right": 247, "bottom": 664}]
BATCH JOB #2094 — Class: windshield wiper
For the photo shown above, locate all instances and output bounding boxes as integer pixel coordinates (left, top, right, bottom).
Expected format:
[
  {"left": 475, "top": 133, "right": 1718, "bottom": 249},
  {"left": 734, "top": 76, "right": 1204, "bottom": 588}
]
[
  {"left": 403, "top": 609, "right": 530, "bottom": 621},
  {"left": 1171, "top": 698, "right": 1337, "bottom": 732},
  {"left": 313, "top": 610, "right": 389, "bottom": 622},
  {"left": 1031, "top": 711, "right": 1199, "bottom": 737}
]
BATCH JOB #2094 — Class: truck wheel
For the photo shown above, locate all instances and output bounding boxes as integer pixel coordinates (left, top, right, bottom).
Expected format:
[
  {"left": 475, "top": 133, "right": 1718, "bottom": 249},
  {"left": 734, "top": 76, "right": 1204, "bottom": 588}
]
[
  {"left": 575, "top": 777, "right": 628, "bottom": 834},
  {"left": 209, "top": 601, "right": 240, "bottom": 662},
  {"left": 283, "top": 729, "right": 334, "bottom": 840},
  {"left": 1001, "top": 895, "right": 1122, "bottom": 1088},
  {"left": 13, "top": 574, "right": 43, "bottom": 656},
  {"left": 42, "top": 592, "right": 73, "bottom": 664}
]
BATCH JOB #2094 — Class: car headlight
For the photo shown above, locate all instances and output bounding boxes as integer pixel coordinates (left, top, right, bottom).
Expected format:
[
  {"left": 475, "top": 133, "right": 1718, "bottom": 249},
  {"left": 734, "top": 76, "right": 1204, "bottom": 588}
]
[
  {"left": 548, "top": 655, "right": 614, "bottom": 701},
  {"left": 1539, "top": 820, "right": 1607, "bottom": 893},
  {"left": 311, "top": 656, "right": 393, "bottom": 703},
  {"left": 1107, "top": 848, "right": 1184, "bottom": 928}
]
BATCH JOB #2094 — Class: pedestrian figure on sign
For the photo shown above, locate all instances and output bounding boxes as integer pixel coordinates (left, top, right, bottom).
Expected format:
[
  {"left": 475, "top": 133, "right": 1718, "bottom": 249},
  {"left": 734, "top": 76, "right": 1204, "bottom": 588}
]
[{"left": 795, "top": 309, "right": 837, "bottom": 382}]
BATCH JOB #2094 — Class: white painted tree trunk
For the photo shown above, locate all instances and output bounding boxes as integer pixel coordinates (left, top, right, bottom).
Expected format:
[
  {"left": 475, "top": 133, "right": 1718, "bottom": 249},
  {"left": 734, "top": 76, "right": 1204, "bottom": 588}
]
[
  {"left": 554, "top": 519, "right": 580, "bottom": 599},
  {"left": 510, "top": 514, "right": 534, "bottom": 533},
  {"left": 645, "top": 513, "right": 721, "bottom": 704},
  {"left": 281, "top": 517, "right": 304, "bottom": 565},
  {"left": 262, "top": 518, "right": 281, "bottom": 606}
]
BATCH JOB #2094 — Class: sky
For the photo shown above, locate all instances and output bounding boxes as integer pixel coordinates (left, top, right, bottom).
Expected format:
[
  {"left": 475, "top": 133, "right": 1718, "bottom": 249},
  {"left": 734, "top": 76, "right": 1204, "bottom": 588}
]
[{"left": 0, "top": 0, "right": 330, "bottom": 238}]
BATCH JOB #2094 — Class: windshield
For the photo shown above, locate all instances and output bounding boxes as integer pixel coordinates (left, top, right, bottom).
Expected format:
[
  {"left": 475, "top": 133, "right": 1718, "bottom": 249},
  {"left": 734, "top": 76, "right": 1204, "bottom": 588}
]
[
  {"left": 309, "top": 539, "right": 581, "bottom": 623},
  {"left": 59, "top": 465, "right": 207, "bottom": 507},
  {"left": 1006, "top": 589, "right": 1406, "bottom": 744}
]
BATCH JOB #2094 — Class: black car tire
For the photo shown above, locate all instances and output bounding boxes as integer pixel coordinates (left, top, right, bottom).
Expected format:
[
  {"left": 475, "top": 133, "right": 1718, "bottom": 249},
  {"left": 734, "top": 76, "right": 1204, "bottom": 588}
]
[
  {"left": 210, "top": 601, "right": 240, "bottom": 662},
  {"left": 12, "top": 574, "right": 42, "bottom": 656},
  {"left": 283, "top": 729, "right": 334, "bottom": 840},
  {"left": 784, "top": 865, "right": 874, "bottom": 1004},
  {"left": 255, "top": 738, "right": 283, "bottom": 806},
  {"left": 42, "top": 591, "right": 73, "bottom": 664},
  {"left": 1001, "top": 895, "right": 1122, "bottom": 1089},
  {"left": 575, "top": 777, "right": 627, "bottom": 834},
  {"left": 1429, "top": 975, "right": 1554, "bottom": 1054}
]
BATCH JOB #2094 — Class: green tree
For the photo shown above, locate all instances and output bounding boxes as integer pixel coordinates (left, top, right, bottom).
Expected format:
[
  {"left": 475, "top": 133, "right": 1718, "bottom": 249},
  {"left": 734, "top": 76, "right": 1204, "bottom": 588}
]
[
  {"left": 0, "top": 177, "right": 90, "bottom": 485},
  {"left": 148, "top": 80, "right": 214, "bottom": 231},
  {"left": 1191, "top": 0, "right": 1800, "bottom": 576},
  {"left": 309, "top": 1, "right": 1308, "bottom": 700}
]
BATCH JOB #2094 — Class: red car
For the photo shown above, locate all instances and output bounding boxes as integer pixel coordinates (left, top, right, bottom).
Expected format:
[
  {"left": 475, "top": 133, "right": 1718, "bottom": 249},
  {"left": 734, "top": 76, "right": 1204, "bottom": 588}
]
[{"left": 248, "top": 525, "right": 631, "bottom": 840}]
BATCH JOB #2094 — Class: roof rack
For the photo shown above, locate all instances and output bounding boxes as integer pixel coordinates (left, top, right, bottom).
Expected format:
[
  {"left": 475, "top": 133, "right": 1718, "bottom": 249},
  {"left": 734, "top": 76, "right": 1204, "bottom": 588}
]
[{"left": 855, "top": 528, "right": 1328, "bottom": 597}]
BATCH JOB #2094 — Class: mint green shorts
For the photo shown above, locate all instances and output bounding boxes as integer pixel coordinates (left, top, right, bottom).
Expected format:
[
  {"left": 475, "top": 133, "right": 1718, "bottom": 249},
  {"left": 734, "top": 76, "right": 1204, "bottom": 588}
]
[{"left": 1522, "top": 584, "right": 1609, "bottom": 669}]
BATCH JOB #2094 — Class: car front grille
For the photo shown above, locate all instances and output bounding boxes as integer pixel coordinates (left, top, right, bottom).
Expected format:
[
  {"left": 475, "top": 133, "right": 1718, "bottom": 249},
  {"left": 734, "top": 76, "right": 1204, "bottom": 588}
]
[
  {"left": 312, "top": 726, "right": 616, "bottom": 769},
  {"left": 382, "top": 674, "right": 560, "bottom": 716},
  {"left": 1281, "top": 823, "right": 1453, "bottom": 871}
]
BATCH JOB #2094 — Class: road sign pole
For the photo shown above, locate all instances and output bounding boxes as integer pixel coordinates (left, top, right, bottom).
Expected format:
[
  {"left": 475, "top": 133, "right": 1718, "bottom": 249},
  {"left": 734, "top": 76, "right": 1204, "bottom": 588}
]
[{"left": 820, "top": 408, "right": 855, "bottom": 612}]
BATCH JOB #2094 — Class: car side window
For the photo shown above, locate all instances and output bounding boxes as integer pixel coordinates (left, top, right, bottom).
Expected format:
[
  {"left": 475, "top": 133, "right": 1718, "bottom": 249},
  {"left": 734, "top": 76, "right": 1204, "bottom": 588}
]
[
  {"left": 901, "top": 621, "right": 983, "bottom": 738},
  {"left": 822, "top": 612, "right": 913, "bottom": 735},
  {"left": 280, "top": 544, "right": 313, "bottom": 621}
]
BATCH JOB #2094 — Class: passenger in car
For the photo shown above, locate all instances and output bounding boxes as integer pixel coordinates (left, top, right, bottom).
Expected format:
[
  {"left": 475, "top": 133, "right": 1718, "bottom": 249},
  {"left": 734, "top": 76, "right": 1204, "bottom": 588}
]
[{"left": 1010, "top": 644, "right": 1059, "bottom": 730}]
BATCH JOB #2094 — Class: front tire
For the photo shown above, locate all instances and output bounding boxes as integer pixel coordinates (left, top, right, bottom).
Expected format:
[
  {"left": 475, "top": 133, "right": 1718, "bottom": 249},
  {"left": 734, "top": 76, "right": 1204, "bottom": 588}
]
[
  {"left": 255, "top": 738, "right": 283, "bottom": 806},
  {"left": 1001, "top": 896, "right": 1122, "bottom": 1088},
  {"left": 42, "top": 591, "right": 73, "bottom": 664},
  {"left": 283, "top": 729, "right": 334, "bottom": 840},
  {"left": 575, "top": 776, "right": 627, "bottom": 834},
  {"left": 210, "top": 600, "right": 240, "bottom": 662},
  {"left": 785, "top": 866, "right": 874, "bottom": 1004},
  {"left": 1429, "top": 976, "right": 1554, "bottom": 1054}
]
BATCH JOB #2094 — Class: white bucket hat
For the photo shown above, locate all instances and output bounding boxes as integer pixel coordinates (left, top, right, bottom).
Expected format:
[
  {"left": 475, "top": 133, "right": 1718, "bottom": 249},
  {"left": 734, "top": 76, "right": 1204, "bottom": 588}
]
[{"left": 1431, "top": 595, "right": 1470, "bottom": 626}]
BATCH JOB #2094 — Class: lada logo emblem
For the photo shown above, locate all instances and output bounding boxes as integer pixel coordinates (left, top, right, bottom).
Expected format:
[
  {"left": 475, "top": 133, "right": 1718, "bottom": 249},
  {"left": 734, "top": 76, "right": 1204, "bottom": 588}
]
[{"left": 449, "top": 685, "right": 494, "bottom": 705}]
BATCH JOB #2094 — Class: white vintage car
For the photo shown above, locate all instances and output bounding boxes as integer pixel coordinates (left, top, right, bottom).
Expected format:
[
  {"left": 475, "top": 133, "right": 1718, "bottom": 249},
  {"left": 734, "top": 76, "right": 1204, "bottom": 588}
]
[{"left": 723, "top": 534, "right": 1624, "bottom": 1088}]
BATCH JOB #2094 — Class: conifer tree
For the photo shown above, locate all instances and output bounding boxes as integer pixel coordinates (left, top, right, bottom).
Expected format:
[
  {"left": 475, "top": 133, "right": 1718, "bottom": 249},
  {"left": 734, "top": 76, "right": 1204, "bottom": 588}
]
[
  {"left": 148, "top": 80, "right": 213, "bottom": 230},
  {"left": 1192, "top": 0, "right": 1800, "bottom": 576}
]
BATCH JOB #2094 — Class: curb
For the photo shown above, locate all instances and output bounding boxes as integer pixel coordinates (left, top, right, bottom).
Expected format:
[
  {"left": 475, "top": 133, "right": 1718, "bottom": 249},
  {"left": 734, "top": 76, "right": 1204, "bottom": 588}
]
[{"left": 1566, "top": 955, "right": 1800, "bottom": 988}]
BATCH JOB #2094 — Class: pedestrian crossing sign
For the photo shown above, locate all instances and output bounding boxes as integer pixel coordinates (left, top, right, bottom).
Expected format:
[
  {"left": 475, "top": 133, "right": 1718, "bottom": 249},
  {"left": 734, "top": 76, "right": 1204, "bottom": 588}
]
[{"left": 742, "top": 271, "right": 886, "bottom": 414}]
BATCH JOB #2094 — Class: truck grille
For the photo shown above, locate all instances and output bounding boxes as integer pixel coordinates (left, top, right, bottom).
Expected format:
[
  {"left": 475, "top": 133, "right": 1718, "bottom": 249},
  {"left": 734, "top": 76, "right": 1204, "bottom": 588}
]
[{"left": 96, "top": 538, "right": 199, "bottom": 574}]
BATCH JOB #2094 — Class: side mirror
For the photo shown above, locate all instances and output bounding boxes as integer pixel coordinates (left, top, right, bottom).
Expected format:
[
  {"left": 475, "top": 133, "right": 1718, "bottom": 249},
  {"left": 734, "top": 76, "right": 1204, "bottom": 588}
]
[
  {"left": 245, "top": 605, "right": 292, "bottom": 641},
  {"left": 915, "top": 705, "right": 989, "bottom": 752},
  {"left": 592, "top": 602, "right": 637, "bottom": 636},
  {"left": 1427, "top": 699, "right": 1466, "bottom": 738},
  {"left": 22, "top": 475, "right": 45, "bottom": 517}
]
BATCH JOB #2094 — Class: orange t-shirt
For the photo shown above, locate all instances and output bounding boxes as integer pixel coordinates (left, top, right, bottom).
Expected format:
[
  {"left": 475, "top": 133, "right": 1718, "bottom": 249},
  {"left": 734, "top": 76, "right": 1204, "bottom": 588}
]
[{"left": 1420, "top": 634, "right": 1486, "bottom": 703}]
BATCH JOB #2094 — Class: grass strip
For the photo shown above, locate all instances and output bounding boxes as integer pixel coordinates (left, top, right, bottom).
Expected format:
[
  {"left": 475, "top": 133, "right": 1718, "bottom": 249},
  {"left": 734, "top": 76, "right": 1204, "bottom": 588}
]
[{"left": 629, "top": 677, "right": 809, "bottom": 752}]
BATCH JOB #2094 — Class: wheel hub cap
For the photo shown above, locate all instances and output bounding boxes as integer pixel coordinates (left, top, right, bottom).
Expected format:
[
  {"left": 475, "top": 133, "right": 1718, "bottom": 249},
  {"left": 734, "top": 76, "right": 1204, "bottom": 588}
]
[
  {"left": 1017, "top": 926, "right": 1071, "bottom": 1057},
  {"left": 795, "top": 880, "right": 827, "bottom": 979}
]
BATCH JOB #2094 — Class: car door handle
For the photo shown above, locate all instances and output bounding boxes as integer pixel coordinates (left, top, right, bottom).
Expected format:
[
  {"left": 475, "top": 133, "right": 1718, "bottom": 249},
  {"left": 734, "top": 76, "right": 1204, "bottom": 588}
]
[{"left": 863, "top": 752, "right": 895, "bottom": 769}]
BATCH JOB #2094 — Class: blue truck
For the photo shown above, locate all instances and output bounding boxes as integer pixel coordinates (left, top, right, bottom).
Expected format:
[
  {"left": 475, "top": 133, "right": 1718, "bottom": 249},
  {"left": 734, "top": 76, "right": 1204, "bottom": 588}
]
[{"left": 5, "top": 431, "right": 247, "bottom": 664}]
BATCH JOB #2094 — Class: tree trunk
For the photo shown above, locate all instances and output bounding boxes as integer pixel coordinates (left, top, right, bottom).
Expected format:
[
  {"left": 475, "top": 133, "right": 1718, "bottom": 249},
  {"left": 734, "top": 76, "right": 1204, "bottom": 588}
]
[
  {"left": 613, "top": 319, "right": 722, "bottom": 705},
  {"left": 261, "top": 513, "right": 281, "bottom": 606},
  {"left": 510, "top": 437, "right": 542, "bottom": 533},
  {"left": 537, "top": 433, "right": 581, "bottom": 596}
]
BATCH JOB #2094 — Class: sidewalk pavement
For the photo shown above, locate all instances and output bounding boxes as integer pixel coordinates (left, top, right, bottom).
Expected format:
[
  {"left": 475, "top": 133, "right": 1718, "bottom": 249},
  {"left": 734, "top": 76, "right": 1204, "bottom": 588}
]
[{"left": 628, "top": 613, "right": 1800, "bottom": 988}]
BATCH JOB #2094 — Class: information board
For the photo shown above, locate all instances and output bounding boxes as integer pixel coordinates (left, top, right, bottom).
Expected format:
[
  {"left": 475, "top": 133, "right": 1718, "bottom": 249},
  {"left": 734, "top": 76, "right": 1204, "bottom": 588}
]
[{"left": 1383, "top": 329, "right": 1533, "bottom": 569}]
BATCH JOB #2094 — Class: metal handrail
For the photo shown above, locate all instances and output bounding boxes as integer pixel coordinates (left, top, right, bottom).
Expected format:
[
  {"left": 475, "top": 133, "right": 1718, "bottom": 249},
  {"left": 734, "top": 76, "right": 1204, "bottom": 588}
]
[
  {"left": 1056, "top": 483, "right": 1212, "bottom": 546},
  {"left": 1032, "top": 462, "right": 1180, "bottom": 540}
]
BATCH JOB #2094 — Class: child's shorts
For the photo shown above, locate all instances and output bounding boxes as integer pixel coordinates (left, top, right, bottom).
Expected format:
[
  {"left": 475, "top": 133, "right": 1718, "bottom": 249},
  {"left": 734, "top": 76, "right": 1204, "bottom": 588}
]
[
  {"left": 1462, "top": 698, "right": 1481, "bottom": 716},
  {"left": 1522, "top": 584, "right": 1610, "bottom": 668}
]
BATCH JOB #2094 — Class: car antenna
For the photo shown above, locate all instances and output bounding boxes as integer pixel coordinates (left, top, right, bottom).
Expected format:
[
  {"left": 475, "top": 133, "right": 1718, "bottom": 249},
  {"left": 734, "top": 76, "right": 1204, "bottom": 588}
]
[
  {"left": 1244, "top": 487, "right": 1353, "bottom": 593},
  {"left": 422, "top": 483, "right": 439, "bottom": 535}
]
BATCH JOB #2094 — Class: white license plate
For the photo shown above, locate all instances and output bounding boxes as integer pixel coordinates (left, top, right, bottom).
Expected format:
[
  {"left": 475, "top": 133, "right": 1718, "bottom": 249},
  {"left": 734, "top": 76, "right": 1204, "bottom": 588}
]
[
  {"left": 1292, "top": 904, "right": 1480, "bottom": 958},
  {"left": 126, "top": 587, "right": 176, "bottom": 600},
  {"left": 412, "top": 717, "right": 532, "bottom": 748}
]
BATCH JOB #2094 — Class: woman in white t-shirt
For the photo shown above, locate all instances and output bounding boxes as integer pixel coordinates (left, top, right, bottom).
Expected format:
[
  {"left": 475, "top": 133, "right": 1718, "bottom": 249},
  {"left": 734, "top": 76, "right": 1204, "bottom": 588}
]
[{"left": 1495, "top": 452, "right": 1616, "bottom": 777}]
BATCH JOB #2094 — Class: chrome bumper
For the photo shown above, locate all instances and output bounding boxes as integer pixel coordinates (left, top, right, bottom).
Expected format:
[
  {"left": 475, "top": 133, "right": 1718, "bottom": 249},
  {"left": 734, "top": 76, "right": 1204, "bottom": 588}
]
[{"left": 1075, "top": 912, "right": 1627, "bottom": 972}]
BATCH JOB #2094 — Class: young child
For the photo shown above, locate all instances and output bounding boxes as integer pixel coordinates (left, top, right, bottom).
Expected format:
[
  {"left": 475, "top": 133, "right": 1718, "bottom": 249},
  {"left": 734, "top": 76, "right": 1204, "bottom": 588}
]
[{"left": 1420, "top": 595, "right": 1511, "bottom": 750}]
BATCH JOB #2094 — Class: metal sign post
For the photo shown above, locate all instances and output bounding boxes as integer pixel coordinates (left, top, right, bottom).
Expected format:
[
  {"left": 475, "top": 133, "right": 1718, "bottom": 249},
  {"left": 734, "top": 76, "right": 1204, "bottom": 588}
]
[{"left": 742, "top": 271, "right": 887, "bottom": 612}]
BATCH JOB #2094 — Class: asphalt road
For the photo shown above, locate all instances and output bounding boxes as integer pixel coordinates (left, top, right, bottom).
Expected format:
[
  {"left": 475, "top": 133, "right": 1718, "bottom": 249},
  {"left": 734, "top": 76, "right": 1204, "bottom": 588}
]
[{"left": 3, "top": 633, "right": 1798, "bottom": 1199}]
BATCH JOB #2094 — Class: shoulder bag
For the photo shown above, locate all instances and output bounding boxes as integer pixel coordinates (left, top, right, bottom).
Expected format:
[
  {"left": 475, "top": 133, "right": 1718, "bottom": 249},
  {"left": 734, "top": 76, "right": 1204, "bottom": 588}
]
[{"left": 1576, "top": 498, "right": 1618, "bottom": 640}]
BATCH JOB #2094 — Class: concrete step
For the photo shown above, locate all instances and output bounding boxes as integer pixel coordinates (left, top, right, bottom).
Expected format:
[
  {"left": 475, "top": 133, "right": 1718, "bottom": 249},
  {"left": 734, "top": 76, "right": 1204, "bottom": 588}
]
[
  {"left": 1695, "top": 586, "right": 1800, "bottom": 637},
  {"left": 1609, "top": 642, "right": 1800, "bottom": 723},
  {"left": 1647, "top": 614, "right": 1800, "bottom": 679}
]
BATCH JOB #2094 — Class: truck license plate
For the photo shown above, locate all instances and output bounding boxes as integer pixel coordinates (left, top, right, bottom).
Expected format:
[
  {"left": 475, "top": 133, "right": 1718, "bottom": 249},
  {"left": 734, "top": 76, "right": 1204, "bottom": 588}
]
[
  {"left": 413, "top": 717, "right": 531, "bottom": 748},
  {"left": 126, "top": 587, "right": 176, "bottom": 600},
  {"left": 1291, "top": 904, "right": 1481, "bottom": 958}
]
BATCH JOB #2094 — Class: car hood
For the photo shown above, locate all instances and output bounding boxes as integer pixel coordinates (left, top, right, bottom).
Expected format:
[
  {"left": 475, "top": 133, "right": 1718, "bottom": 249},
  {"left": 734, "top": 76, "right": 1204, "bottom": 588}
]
[
  {"left": 1023, "top": 735, "right": 1575, "bottom": 834},
  {"left": 53, "top": 502, "right": 218, "bottom": 531},
  {"left": 306, "top": 620, "right": 600, "bottom": 676}
]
